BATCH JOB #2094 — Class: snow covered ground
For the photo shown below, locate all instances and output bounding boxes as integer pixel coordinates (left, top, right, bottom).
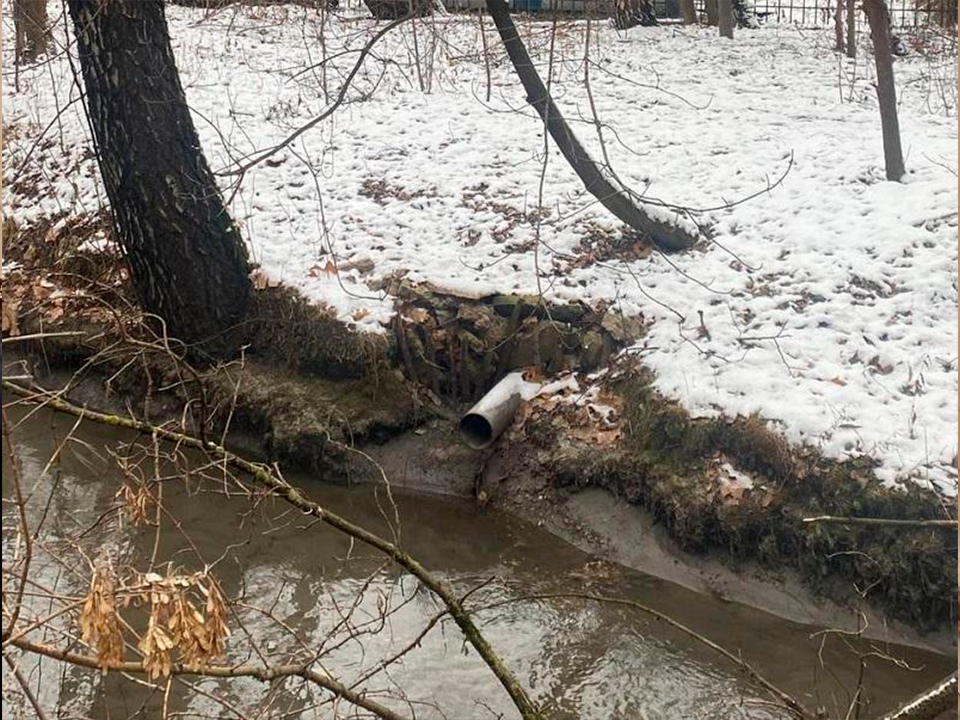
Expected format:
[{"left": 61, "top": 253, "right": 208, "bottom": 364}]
[{"left": 2, "top": 5, "right": 957, "bottom": 495}]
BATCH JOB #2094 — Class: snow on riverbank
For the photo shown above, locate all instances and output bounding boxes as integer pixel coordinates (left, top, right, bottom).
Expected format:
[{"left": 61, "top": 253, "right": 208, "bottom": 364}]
[{"left": 2, "top": 6, "right": 956, "bottom": 494}]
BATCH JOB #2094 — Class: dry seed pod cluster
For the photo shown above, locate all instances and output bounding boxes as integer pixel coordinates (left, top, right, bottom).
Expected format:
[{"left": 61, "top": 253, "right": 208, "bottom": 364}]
[{"left": 80, "top": 564, "right": 230, "bottom": 678}]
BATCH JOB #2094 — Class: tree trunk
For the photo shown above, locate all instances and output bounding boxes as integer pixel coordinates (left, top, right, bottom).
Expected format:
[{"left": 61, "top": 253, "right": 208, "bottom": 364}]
[
  {"left": 67, "top": 0, "right": 252, "bottom": 357},
  {"left": 14, "top": 0, "right": 48, "bottom": 63},
  {"left": 680, "top": 0, "right": 697, "bottom": 24},
  {"left": 863, "top": 0, "right": 905, "bottom": 181},
  {"left": 845, "top": 0, "right": 856, "bottom": 58},
  {"left": 614, "top": 0, "right": 658, "bottom": 29},
  {"left": 718, "top": 0, "right": 734, "bottom": 37},
  {"left": 731, "top": 0, "right": 758, "bottom": 27},
  {"left": 484, "top": 0, "right": 696, "bottom": 251},
  {"left": 705, "top": 0, "right": 719, "bottom": 26},
  {"left": 834, "top": 0, "right": 844, "bottom": 53}
]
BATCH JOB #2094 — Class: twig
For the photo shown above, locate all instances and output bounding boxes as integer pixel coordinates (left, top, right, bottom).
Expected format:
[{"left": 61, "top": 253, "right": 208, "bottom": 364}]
[
  {"left": 802, "top": 515, "right": 956, "bottom": 529},
  {"left": 222, "top": 12, "right": 415, "bottom": 179},
  {"left": 3, "top": 652, "right": 50, "bottom": 720},
  {"left": 8, "top": 636, "right": 407, "bottom": 720},
  {"left": 477, "top": 590, "right": 816, "bottom": 720},
  {"left": 2, "top": 331, "right": 87, "bottom": 344}
]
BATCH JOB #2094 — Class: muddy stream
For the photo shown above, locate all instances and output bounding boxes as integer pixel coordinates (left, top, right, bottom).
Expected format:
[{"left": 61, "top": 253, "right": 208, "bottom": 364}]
[{"left": 2, "top": 403, "right": 954, "bottom": 720}]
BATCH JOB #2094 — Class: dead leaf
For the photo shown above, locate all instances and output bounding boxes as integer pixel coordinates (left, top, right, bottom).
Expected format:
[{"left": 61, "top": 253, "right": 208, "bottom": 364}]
[
  {"left": 2, "top": 300, "right": 19, "bottom": 337},
  {"left": 403, "top": 307, "right": 432, "bottom": 325},
  {"left": 868, "top": 355, "right": 894, "bottom": 375},
  {"left": 250, "top": 270, "right": 268, "bottom": 290},
  {"left": 307, "top": 260, "right": 338, "bottom": 279},
  {"left": 351, "top": 308, "right": 370, "bottom": 322},
  {"left": 338, "top": 257, "right": 375, "bottom": 275}
]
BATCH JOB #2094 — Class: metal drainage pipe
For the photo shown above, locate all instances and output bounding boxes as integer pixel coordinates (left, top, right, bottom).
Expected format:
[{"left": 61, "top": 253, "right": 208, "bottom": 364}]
[{"left": 459, "top": 372, "right": 524, "bottom": 450}]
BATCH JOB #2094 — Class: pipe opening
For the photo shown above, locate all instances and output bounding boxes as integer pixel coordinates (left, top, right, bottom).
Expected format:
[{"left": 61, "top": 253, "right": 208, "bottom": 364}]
[{"left": 459, "top": 413, "right": 493, "bottom": 450}]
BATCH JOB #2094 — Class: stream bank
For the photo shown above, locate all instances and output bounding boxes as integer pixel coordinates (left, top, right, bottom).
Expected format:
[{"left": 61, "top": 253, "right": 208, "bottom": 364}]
[{"left": 1, "top": 227, "right": 956, "bottom": 651}]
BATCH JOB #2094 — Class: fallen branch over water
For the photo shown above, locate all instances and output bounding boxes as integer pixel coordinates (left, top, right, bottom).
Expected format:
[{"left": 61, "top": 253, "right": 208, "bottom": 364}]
[
  {"left": 7, "top": 636, "right": 409, "bottom": 720},
  {"left": 881, "top": 671, "right": 957, "bottom": 720},
  {"left": 1, "top": 379, "right": 544, "bottom": 720},
  {"left": 475, "top": 591, "right": 817, "bottom": 720},
  {"left": 803, "top": 515, "right": 957, "bottom": 530}
]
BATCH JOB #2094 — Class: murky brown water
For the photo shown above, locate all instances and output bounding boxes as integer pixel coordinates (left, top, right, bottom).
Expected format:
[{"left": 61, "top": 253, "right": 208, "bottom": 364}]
[{"left": 2, "top": 403, "right": 954, "bottom": 720}]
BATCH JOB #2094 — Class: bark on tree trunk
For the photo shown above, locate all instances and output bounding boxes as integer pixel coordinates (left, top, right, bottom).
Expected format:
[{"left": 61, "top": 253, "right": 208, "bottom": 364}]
[
  {"left": 614, "top": 0, "right": 658, "bottom": 29},
  {"left": 14, "top": 0, "right": 48, "bottom": 63},
  {"left": 834, "top": 0, "right": 845, "bottom": 53},
  {"left": 705, "top": 0, "right": 719, "bottom": 25},
  {"left": 845, "top": 0, "right": 856, "bottom": 58},
  {"left": 718, "top": 0, "right": 735, "bottom": 37},
  {"left": 863, "top": 0, "right": 905, "bottom": 181},
  {"left": 67, "top": 0, "right": 252, "bottom": 358},
  {"left": 680, "top": 0, "right": 697, "bottom": 24},
  {"left": 484, "top": 0, "right": 696, "bottom": 251}
]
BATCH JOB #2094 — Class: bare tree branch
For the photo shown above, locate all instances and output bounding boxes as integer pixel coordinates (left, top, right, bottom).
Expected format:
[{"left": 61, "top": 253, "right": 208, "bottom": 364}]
[{"left": 8, "top": 635, "right": 409, "bottom": 720}]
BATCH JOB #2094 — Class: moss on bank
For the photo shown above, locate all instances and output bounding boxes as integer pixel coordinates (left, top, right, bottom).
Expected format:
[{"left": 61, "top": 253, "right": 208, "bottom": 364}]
[
  {"left": 547, "top": 366, "right": 957, "bottom": 630},
  {"left": 208, "top": 359, "right": 420, "bottom": 476}
]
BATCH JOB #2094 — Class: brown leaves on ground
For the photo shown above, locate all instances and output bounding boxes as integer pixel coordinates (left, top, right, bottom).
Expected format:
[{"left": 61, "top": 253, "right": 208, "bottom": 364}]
[
  {"left": 509, "top": 371, "right": 624, "bottom": 448},
  {"left": 705, "top": 455, "right": 776, "bottom": 509},
  {"left": 79, "top": 563, "right": 231, "bottom": 678}
]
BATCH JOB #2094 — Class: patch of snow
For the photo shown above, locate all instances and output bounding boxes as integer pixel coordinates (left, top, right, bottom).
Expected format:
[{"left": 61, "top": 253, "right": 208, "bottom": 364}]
[
  {"left": 720, "top": 461, "right": 755, "bottom": 489},
  {"left": 537, "top": 375, "right": 581, "bottom": 398}
]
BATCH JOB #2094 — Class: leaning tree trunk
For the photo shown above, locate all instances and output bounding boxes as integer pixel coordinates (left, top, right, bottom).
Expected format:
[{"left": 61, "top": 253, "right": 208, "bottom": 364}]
[
  {"left": 614, "top": 0, "right": 658, "bottom": 29},
  {"left": 14, "top": 0, "right": 48, "bottom": 63},
  {"left": 485, "top": 0, "right": 696, "bottom": 250},
  {"left": 680, "top": 0, "right": 697, "bottom": 23},
  {"left": 845, "top": 0, "right": 856, "bottom": 57},
  {"left": 718, "top": 0, "right": 734, "bottom": 37},
  {"left": 67, "top": 0, "right": 252, "bottom": 357},
  {"left": 863, "top": 0, "right": 905, "bottom": 181}
]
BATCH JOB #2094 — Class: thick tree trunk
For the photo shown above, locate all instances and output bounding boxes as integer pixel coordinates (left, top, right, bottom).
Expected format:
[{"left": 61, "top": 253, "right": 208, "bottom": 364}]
[
  {"left": 680, "top": 0, "right": 697, "bottom": 24},
  {"left": 718, "top": 0, "right": 734, "bottom": 37},
  {"left": 863, "top": 0, "right": 905, "bottom": 181},
  {"left": 67, "top": 0, "right": 252, "bottom": 358},
  {"left": 705, "top": 0, "right": 719, "bottom": 25},
  {"left": 14, "top": 0, "right": 48, "bottom": 63},
  {"left": 484, "top": 0, "right": 696, "bottom": 251},
  {"left": 845, "top": 0, "right": 856, "bottom": 58},
  {"left": 614, "top": 0, "right": 658, "bottom": 29}
]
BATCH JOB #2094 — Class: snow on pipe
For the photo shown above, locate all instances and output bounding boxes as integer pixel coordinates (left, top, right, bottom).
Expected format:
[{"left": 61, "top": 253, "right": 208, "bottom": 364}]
[{"left": 459, "top": 372, "right": 524, "bottom": 450}]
